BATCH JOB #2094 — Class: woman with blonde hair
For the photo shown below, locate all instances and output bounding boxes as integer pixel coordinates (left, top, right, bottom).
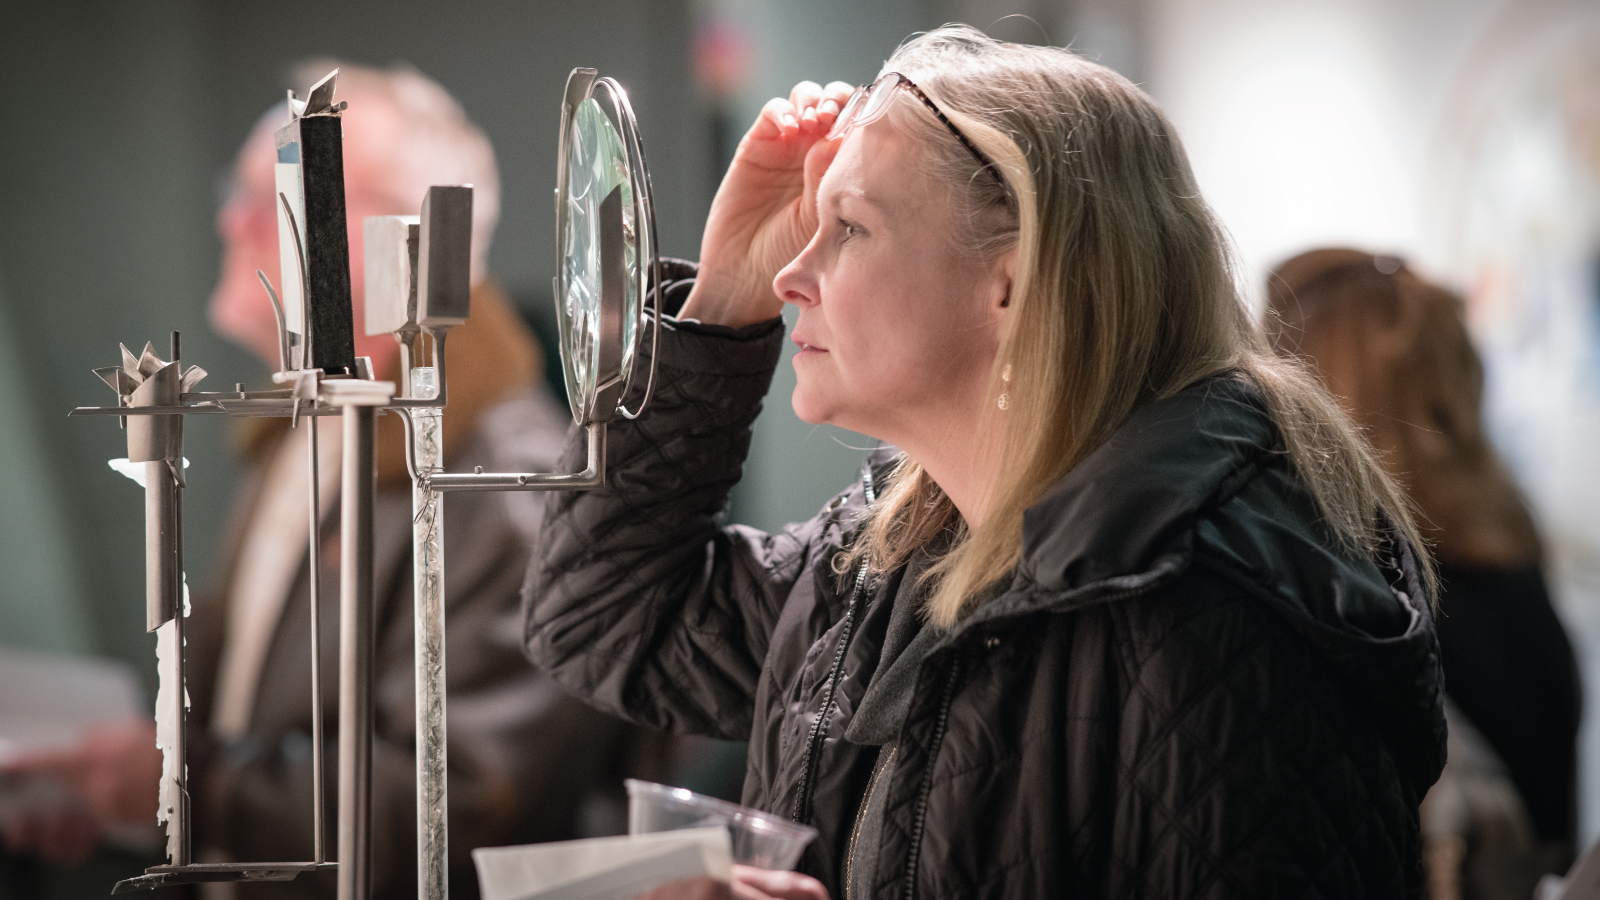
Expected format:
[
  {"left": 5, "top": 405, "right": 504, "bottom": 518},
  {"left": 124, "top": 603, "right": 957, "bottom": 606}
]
[{"left": 526, "top": 25, "right": 1445, "bottom": 899}]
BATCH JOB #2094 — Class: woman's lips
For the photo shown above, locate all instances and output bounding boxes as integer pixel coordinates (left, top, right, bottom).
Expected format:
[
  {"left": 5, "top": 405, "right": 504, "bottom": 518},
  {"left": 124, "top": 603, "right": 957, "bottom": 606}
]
[{"left": 793, "top": 338, "right": 827, "bottom": 356}]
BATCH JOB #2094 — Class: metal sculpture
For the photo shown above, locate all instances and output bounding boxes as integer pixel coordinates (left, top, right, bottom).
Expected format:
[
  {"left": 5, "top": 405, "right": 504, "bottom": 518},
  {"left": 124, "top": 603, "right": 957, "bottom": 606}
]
[{"left": 70, "top": 67, "right": 659, "bottom": 900}]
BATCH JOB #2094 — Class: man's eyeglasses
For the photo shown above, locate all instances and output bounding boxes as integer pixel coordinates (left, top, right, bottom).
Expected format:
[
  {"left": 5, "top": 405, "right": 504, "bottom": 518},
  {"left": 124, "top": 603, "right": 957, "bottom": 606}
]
[{"left": 827, "top": 72, "right": 1008, "bottom": 193}]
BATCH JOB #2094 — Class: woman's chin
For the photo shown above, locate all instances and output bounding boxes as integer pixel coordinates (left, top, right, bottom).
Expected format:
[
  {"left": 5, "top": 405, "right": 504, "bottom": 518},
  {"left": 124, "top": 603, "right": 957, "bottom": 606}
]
[{"left": 789, "top": 390, "right": 834, "bottom": 426}]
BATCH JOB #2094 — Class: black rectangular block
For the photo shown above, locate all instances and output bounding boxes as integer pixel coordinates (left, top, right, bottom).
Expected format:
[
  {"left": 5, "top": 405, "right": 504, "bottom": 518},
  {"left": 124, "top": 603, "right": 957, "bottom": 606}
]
[{"left": 278, "top": 114, "right": 356, "bottom": 374}]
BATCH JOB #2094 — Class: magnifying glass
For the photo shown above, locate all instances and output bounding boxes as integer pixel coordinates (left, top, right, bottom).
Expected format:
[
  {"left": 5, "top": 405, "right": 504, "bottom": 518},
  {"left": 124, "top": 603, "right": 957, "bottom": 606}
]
[{"left": 555, "top": 67, "right": 661, "bottom": 426}]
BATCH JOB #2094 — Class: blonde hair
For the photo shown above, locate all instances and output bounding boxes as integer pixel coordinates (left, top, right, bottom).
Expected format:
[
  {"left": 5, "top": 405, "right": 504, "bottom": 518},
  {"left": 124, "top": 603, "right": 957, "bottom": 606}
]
[{"left": 849, "top": 26, "right": 1433, "bottom": 627}]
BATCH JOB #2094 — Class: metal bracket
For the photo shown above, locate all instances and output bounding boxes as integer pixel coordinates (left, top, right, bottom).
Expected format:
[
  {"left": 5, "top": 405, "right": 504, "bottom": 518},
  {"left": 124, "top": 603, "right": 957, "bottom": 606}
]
[{"left": 113, "top": 862, "right": 336, "bottom": 894}]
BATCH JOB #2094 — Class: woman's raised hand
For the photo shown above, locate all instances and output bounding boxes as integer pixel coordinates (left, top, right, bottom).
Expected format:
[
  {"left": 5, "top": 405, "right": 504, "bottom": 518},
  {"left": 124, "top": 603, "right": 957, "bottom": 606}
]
[{"left": 681, "top": 80, "right": 856, "bottom": 328}]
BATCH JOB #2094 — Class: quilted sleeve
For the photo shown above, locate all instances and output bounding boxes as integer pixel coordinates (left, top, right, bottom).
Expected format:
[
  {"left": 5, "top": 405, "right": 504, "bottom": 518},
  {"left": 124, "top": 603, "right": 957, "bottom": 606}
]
[
  {"left": 1101, "top": 570, "right": 1425, "bottom": 898},
  {"left": 522, "top": 311, "right": 815, "bottom": 740}
]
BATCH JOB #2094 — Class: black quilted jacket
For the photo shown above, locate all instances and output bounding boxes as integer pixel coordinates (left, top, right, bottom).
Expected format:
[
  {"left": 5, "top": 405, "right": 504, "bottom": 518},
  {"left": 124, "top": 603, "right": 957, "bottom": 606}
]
[{"left": 523, "top": 266, "right": 1447, "bottom": 899}]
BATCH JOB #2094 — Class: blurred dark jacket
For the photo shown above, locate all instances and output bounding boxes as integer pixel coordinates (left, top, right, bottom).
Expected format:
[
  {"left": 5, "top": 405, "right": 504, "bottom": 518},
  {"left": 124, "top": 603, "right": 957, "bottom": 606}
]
[
  {"left": 185, "top": 285, "right": 670, "bottom": 900},
  {"left": 1268, "top": 249, "right": 1582, "bottom": 897}
]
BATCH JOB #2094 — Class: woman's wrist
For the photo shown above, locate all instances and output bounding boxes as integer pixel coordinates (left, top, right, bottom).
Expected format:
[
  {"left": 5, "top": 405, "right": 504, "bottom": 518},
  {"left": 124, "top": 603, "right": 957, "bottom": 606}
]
[{"left": 680, "top": 265, "right": 784, "bottom": 328}]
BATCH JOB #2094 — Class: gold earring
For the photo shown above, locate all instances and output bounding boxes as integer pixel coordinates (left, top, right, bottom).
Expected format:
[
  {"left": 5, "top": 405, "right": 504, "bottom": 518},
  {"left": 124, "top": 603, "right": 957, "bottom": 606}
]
[{"left": 998, "top": 364, "right": 1012, "bottom": 411}]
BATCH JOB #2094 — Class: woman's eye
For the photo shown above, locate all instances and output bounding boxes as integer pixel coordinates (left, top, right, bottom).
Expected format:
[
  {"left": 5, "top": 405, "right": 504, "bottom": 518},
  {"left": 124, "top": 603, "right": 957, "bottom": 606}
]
[{"left": 838, "top": 219, "right": 861, "bottom": 241}]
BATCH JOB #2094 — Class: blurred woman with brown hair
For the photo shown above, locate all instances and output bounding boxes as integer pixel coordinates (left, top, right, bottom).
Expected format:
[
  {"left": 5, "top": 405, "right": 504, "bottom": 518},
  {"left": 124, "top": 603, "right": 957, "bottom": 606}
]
[{"left": 1268, "top": 248, "right": 1581, "bottom": 899}]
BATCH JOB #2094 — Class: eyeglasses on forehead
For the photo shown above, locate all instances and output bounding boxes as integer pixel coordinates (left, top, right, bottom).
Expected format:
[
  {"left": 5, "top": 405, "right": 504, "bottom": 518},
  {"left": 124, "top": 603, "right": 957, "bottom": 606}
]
[{"left": 827, "top": 71, "right": 1009, "bottom": 194}]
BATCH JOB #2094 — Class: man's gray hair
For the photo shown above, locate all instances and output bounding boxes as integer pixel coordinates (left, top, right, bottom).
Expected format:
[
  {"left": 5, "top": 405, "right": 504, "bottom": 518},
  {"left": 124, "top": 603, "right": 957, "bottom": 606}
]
[{"left": 292, "top": 59, "right": 500, "bottom": 283}]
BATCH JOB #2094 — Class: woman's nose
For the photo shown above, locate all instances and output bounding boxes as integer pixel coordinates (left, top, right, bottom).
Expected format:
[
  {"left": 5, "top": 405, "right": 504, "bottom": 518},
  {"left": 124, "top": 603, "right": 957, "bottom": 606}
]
[{"left": 774, "top": 235, "right": 822, "bottom": 307}]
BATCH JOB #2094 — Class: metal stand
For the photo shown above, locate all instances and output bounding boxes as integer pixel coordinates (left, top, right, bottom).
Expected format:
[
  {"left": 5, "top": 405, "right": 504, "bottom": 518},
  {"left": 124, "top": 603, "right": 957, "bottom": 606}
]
[
  {"left": 91, "top": 341, "right": 344, "bottom": 894},
  {"left": 309, "top": 417, "right": 328, "bottom": 864},
  {"left": 324, "top": 378, "right": 386, "bottom": 900},
  {"left": 409, "top": 370, "right": 448, "bottom": 900},
  {"left": 77, "top": 61, "right": 654, "bottom": 900}
]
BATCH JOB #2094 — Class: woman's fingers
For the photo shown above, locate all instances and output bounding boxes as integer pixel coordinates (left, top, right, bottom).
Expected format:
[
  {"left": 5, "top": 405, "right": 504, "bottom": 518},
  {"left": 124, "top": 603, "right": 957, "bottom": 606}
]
[
  {"left": 629, "top": 877, "right": 731, "bottom": 900},
  {"left": 788, "top": 81, "right": 824, "bottom": 129},
  {"left": 753, "top": 97, "right": 799, "bottom": 140},
  {"left": 753, "top": 81, "right": 855, "bottom": 141},
  {"left": 819, "top": 81, "right": 855, "bottom": 128},
  {"left": 730, "top": 866, "right": 831, "bottom": 900},
  {"left": 788, "top": 80, "right": 823, "bottom": 108},
  {"left": 816, "top": 81, "right": 856, "bottom": 131}
]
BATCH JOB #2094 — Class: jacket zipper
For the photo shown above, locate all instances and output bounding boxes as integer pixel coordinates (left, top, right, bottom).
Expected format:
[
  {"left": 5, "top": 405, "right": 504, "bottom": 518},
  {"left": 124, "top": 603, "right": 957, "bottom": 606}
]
[
  {"left": 792, "top": 558, "right": 870, "bottom": 822},
  {"left": 900, "top": 656, "right": 962, "bottom": 900},
  {"left": 845, "top": 744, "right": 898, "bottom": 900},
  {"left": 792, "top": 469, "right": 877, "bottom": 824}
]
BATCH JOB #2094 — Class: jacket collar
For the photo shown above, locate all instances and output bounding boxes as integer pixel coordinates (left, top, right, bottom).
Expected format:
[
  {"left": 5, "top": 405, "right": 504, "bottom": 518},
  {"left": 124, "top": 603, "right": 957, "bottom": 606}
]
[
  {"left": 928, "top": 373, "right": 1411, "bottom": 635},
  {"left": 853, "top": 376, "right": 1271, "bottom": 624},
  {"left": 854, "top": 373, "right": 1416, "bottom": 632},
  {"left": 1015, "top": 374, "right": 1274, "bottom": 596}
]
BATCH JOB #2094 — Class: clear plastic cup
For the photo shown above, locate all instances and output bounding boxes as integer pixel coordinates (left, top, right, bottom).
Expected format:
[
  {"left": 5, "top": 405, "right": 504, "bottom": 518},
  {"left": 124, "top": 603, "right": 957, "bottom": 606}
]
[{"left": 625, "top": 779, "right": 817, "bottom": 871}]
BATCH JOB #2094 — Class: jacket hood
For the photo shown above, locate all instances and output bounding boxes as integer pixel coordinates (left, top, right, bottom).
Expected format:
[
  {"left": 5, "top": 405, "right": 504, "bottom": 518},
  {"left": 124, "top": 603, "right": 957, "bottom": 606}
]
[{"left": 936, "top": 373, "right": 1446, "bottom": 794}]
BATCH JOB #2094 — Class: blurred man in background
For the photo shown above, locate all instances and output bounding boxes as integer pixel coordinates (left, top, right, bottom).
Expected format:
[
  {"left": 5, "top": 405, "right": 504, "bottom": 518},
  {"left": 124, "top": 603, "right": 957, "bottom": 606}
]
[
  {"left": 1268, "top": 248, "right": 1582, "bottom": 900},
  {"left": 2, "top": 62, "right": 669, "bottom": 899}
]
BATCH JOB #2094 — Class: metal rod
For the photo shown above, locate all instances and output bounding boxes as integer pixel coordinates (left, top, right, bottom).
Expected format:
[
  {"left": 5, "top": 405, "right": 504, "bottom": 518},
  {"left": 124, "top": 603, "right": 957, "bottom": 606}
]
[
  {"left": 172, "top": 335, "right": 189, "bottom": 868},
  {"left": 147, "top": 458, "right": 184, "bottom": 867},
  {"left": 427, "top": 422, "right": 605, "bottom": 492},
  {"left": 409, "top": 371, "right": 447, "bottom": 900},
  {"left": 257, "top": 269, "right": 293, "bottom": 374},
  {"left": 144, "top": 462, "right": 178, "bottom": 631},
  {"left": 69, "top": 403, "right": 342, "bottom": 417},
  {"left": 309, "top": 416, "right": 326, "bottom": 864},
  {"left": 433, "top": 330, "right": 445, "bottom": 407},
  {"left": 337, "top": 405, "right": 375, "bottom": 900},
  {"left": 279, "top": 191, "right": 313, "bottom": 370},
  {"left": 171, "top": 459, "right": 190, "bottom": 867}
]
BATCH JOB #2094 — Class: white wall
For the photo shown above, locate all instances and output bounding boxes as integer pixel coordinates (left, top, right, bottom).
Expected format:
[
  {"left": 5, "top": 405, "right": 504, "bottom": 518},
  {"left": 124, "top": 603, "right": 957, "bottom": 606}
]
[{"left": 1144, "top": 0, "right": 1508, "bottom": 302}]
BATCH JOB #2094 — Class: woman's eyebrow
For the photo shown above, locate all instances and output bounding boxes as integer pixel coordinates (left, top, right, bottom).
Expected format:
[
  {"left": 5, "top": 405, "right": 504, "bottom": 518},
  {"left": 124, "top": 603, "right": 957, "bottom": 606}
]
[{"left": 833, "top": 187, "right": 886, "bottom": 212}]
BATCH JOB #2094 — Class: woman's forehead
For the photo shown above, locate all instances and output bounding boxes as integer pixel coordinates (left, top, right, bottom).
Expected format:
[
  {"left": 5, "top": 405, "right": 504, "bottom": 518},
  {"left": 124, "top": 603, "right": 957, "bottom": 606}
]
[{"left": 823, "top": 123, "right": 938, "bottom": 216}]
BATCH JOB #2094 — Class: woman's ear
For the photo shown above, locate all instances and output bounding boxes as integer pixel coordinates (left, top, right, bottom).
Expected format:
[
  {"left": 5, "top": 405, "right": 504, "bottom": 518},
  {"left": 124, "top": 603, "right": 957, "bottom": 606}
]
[{"left": 992, "top": 249, "right": 1018, "bottom": 312}]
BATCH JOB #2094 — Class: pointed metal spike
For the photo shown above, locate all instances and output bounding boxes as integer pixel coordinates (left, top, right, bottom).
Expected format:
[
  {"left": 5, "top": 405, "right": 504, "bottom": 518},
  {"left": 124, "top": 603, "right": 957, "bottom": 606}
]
[
  {"left": 138, "top": 342, "right": 164, "bottom": 379},
  {"left": 303, "top": 69, "right": 339, "bottom": 115},
  {"left": 98, "top": 367, "right": 139, "bottom": 396},
  {"left": 120, "top": 344, "right": 142, "bottom": 380},
  {"left": 180, "top": 365, "right": 207, "bottom": 393}
]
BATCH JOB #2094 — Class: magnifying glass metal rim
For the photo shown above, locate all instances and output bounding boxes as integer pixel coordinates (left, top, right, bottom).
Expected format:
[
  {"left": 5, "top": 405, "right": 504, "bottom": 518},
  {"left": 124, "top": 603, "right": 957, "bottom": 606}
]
[{"left": 554, "top": 67, "right": 662, "bottom": 426}]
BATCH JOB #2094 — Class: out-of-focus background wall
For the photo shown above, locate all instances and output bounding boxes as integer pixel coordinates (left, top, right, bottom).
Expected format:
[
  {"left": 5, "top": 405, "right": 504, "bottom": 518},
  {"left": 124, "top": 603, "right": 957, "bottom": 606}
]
[{"left": 2, "top": 0, "right": 1599, "bottom": 883}]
